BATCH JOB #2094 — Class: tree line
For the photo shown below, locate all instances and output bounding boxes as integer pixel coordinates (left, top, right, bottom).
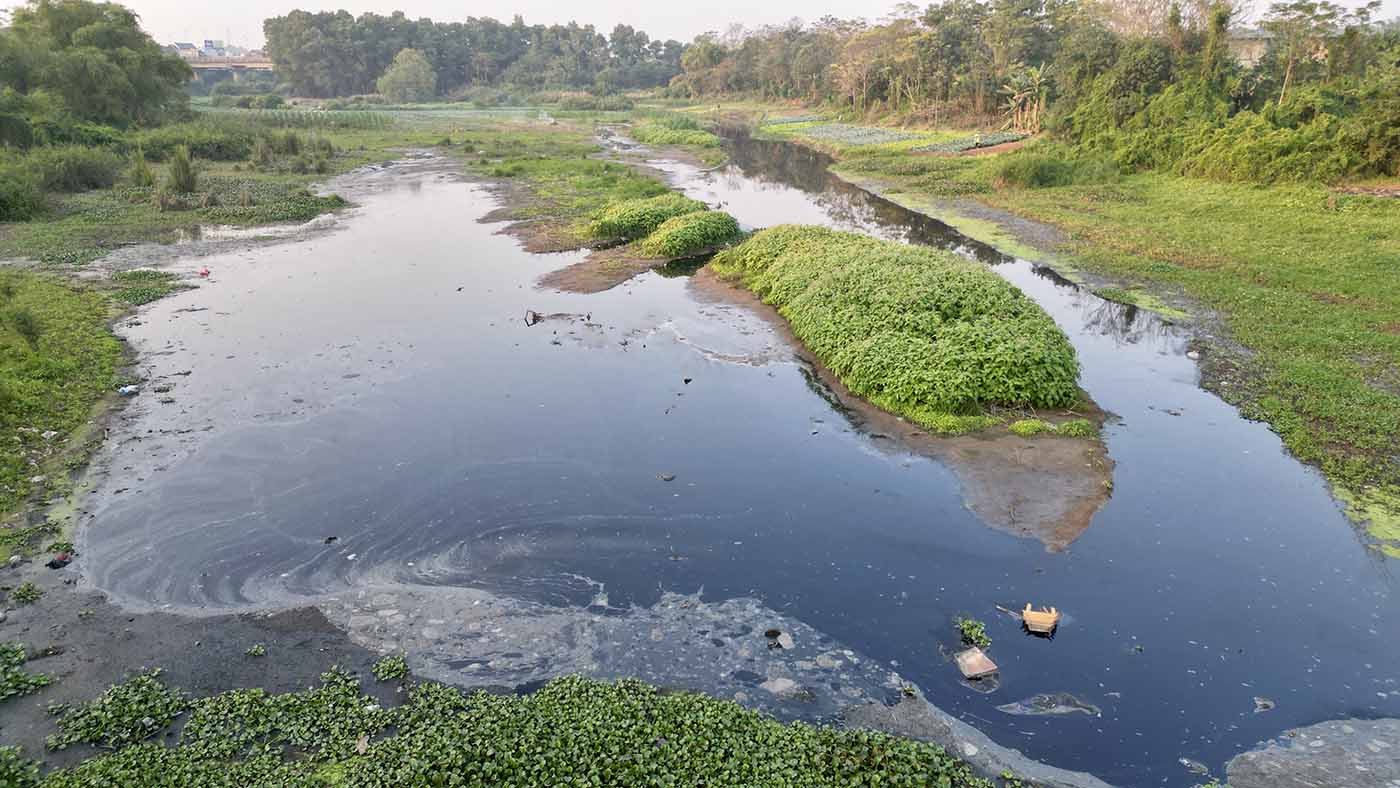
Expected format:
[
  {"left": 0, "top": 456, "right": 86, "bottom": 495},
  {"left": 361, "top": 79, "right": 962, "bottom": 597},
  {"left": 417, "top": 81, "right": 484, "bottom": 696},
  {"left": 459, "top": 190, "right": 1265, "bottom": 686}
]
[
  {"left": 672, "top": 1, "right": 1396, "bottom": 123},
  {"left": 669, "top": 0, "right": 1400, "bottom": 179},
  {"left": 262, "top": 11, "right": 685, "bottom": 98},
  {"left": 1, "top": 0, "right": 191, "bottom": 132}
]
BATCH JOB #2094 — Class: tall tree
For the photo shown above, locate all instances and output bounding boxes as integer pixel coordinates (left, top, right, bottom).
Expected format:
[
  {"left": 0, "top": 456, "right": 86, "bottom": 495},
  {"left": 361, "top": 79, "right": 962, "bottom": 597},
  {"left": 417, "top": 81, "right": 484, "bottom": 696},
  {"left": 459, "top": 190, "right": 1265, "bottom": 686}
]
[
  {"left": 4, "top": 0, "right": 190, "bottom": 126},
  {"left": 376, "top": 48, "right": 436, "bottom": 101}
]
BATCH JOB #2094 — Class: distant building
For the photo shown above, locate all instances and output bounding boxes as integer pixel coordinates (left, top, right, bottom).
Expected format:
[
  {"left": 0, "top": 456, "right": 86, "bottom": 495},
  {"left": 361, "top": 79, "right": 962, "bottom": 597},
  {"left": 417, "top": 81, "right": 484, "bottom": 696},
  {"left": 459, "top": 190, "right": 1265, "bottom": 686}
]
[
  {"left": 173, "top": 42, "right": 200, "bottom": 61},
  {"left": 1228, "top": 28, "right": 1274, "bottom": 67}
]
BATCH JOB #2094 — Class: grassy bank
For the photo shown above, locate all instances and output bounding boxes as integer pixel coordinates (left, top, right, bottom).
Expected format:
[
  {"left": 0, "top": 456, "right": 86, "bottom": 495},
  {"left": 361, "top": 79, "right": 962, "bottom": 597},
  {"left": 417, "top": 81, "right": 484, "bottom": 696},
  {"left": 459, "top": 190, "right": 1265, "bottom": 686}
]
[
  {"left": 712, "top": 225, "right": 1082, "bottom": 433},
  {"left": 1, "top": 670, "right": 1018, "bottom": 787},
  {"left": 0, "top": 271, "right": 122, "bottom": 525},
  {"left": 0, "top": 112, "right": 470, "bottom": 268},
  {"left": 763, "top": 122, "right": 1400, "bottom": 554}
]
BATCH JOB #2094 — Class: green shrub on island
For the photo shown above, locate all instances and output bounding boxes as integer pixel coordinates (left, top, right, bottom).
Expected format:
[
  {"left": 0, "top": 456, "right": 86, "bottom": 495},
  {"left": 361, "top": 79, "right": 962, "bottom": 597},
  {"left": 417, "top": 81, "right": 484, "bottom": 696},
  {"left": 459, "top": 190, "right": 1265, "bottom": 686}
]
[
  {"left": 712, "top": 226, "right": 1080, "bottom": 431},
  {"left": 640, "top": 210, "right": 741, "bottom": 257},
  {"left": 630, "top": 116, "right": 721, "bottom": 147},
  {"left": 1008, "top": 418, "right": 1056, "bottom": 436},
  {"left": 588, "top": 192, "right": 706, "bottom": 240}
]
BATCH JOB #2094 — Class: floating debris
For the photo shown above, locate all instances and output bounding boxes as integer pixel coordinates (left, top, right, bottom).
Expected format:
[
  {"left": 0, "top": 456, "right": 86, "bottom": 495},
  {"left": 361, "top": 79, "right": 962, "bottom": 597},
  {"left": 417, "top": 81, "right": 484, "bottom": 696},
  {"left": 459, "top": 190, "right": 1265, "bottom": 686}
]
[
  {"left": 955, "top": 647, "right": 998, "bottom": 679},
  {"left": 1253, "top": 696, "right": 1276, "bottom": 713},
  {"left": 1022, "top": 604, "right": 1061, "bottom": 635},
  {"left": 1178, "top": 757, "right": 1210, "bottom": 775},
  {"left": 996, "top": 692, "right": 1100, "bottom": 717}
]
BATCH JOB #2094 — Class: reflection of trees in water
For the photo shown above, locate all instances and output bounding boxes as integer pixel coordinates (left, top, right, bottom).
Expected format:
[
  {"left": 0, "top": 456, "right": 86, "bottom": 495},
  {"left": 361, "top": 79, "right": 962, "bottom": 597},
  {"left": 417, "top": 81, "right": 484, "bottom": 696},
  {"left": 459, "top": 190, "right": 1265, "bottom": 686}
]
[
  {"left": 722, "top": 135, "right": 1010, "bottom": 266},
  {"left": 1073, "top": 291, "right": 1187, "bottom": 351}
]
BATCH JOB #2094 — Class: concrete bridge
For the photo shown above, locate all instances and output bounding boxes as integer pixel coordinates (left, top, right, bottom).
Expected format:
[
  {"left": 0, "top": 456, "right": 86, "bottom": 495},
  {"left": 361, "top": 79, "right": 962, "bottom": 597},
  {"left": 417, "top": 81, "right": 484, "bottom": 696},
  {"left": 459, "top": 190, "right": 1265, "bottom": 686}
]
[{"left": 187, "top": 57, "right": 275, "bottom": 72}]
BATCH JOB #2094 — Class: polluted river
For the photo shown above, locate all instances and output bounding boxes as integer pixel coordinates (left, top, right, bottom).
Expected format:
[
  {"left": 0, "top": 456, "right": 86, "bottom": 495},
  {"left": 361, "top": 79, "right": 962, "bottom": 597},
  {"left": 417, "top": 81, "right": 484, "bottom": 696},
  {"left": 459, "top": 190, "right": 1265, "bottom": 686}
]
[{"left": 73, "top": 133, "right": 1400, "bottom": 786}]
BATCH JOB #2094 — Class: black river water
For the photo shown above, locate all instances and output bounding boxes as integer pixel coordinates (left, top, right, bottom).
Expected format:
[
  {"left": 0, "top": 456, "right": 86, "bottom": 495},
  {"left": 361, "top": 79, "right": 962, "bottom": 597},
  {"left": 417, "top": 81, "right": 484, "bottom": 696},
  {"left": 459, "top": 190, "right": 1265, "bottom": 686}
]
[{"left": 78, "top": 137, "right": 1399, "bottom": 786}]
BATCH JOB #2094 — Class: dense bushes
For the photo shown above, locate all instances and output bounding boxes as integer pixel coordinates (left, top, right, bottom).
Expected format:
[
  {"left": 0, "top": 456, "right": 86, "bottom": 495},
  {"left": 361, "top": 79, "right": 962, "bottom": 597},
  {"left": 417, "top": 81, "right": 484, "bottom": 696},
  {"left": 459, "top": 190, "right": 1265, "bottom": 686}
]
[
  {"left": 630, "top": 114, "right": 720, "bottom": 147},
  {"left": 132, "top": 122, "right": 260, "bottom": 162},
  {"left": 211, "top": 95, "right": 286, "bottom": 110},
  {"left": 712, "top": 226, "right": 1080, "bottom": 428},
  {"left": 1061, "top": 54, "right": 1400, "bottom": 184},
  {"left": 994, "top": 146, "right": 1121, "bottom": 188},
  {"left": 24, "top": 146, "right": 123, "bottom": 193},
  {"left": 557, "top": 94, "right": 635, "bottom": 111},
  {"left": 639, "top": 210, "right": 741, "bottom": 257},
  {"left": 588, "top": 193, "right": 706, "bottom": 239},
  {"left": 0, "top": 166, "right": 44, "bottom": 221}
]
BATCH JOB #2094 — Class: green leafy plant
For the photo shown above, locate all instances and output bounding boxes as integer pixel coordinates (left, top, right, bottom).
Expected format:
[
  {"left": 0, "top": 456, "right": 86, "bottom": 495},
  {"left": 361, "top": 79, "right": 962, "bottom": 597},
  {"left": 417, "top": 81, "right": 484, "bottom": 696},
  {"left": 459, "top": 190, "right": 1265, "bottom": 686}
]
[
  {"left": 0, "top": 643, "right": 52, "bottom": 702},
  {"left": 6, "top": 309, "right": 43, "bottom": 349},
  {"left": 245, "top": 644, "right": 266, "bottom": 657},
  {"left": 0, "top": 746, "right": 40, "bottom": 788},
  {"left": 167, "top": 145, "right": 197, "bottom": 194},
  {"left": 112, "top": 269, "right": 182, "bottom": 306},
  {"left": 11, "top": 582, "right": 42, "bottom": 605},
  {"left": 1057, "top": 418, "right": 1097, "bottom": 438},
  {"left": 630, "top": 124, "right": 721, "bottom": 147},
  {"left": 47, "top": 670, "right": 188, "bottom": 750},
  {"left": 126, "top": 147, "right": 155, "bottom": 189},
  {"left": 711, "top": 226, "right": 1080, "bottom": 432},
  {"left": 588, "top": 193, "right": 707, "bottom": 240},
  {"left": 639, "top": 210, "right": 741, "bottom": 257},
  {"left": 38, "top": 673, "right": 1013, "bottom": 785},
  {"left": 955, "top": 616, "right": 992, "bottom": 648},
  {"left": 1009, "top": 418, "right": 1055, "bottom": 436},
  {"left": 371, "top": 654, "right": 409, "bottom": 681}
]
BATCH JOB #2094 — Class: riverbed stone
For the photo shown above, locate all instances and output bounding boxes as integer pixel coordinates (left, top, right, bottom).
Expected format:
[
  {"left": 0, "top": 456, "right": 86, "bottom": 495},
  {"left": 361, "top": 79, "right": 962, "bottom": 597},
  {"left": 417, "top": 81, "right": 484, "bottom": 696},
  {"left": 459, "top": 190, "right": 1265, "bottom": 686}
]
[{"left": 1226, "top": 718, "right": 1400, "bottom": 788}]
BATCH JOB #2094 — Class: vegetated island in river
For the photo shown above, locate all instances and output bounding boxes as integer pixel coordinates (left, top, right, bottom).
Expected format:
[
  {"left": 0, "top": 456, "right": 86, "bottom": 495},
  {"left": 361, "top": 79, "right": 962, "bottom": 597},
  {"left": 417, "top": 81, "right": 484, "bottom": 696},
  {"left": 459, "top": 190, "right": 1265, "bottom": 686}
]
[{"left": 468, "top": 117, "right": 1112, "bottom": 549}]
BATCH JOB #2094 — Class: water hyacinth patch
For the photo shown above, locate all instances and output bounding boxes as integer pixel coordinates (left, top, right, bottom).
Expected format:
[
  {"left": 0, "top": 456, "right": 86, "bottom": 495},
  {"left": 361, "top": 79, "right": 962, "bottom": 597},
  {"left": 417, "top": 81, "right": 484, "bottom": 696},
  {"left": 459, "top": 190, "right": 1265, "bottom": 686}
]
[
  {"left": 36, "top": 673, "right": 1015, "bottom": 787},
  {"left": 639, "top": 210, "right": 742, "bottom": 257},
  {"left": 587, "top": 193, "right": 707, "bottom": 240},
  {"left": 0, "top": 643, "right": 51, "bottom": 703},
  {"left": 711, "top": 226, "right": 1080, "bottom": 431}
]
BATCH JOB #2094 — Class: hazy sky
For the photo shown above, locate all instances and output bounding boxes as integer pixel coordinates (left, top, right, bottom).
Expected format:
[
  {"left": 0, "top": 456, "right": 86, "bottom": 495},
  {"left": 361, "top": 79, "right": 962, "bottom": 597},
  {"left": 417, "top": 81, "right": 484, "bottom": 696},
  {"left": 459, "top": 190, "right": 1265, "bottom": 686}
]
[{"left": 8, "top": 0, "right": 1400, "bottom": 49}]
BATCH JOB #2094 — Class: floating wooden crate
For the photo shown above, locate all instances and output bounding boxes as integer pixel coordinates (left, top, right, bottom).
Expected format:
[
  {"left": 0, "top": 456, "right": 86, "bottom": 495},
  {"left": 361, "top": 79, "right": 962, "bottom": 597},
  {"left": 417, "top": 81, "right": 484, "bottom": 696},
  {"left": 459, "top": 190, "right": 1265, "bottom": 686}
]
[
  {"left": 955, "top": 647, "right": 998, "bottom": 679},
  {"left": 1022, "top": 604, "right": 1060, "bottom": 634}
]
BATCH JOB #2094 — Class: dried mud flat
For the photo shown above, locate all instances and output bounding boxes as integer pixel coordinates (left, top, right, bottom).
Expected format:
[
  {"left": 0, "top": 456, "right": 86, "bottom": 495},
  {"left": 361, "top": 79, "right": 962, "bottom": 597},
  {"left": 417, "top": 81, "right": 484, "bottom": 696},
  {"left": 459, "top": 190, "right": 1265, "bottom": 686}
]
[{"left": 689, "top": 268, "right": 1114, "bottom": 552}]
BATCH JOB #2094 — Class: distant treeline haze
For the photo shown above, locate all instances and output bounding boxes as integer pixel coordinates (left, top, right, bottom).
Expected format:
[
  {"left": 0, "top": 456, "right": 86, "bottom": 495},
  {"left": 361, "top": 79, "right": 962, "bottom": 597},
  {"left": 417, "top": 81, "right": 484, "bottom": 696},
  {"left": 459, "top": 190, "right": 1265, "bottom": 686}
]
[{"left": 262, "top": 11, "right": 684, "bottom": 97}]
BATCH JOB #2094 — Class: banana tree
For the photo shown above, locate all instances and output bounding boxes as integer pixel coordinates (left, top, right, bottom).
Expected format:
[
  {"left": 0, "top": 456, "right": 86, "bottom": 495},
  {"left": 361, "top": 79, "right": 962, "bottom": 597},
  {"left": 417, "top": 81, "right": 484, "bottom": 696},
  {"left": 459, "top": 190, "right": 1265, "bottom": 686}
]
[{"left": 1000, "top": 63, "right": 1051, "bottom": 134}]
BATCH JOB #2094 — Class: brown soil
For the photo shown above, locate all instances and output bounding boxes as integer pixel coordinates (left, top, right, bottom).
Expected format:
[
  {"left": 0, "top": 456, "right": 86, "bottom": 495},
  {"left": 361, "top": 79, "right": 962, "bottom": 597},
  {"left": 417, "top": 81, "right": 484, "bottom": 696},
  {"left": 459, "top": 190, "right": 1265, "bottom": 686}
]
[
  {"left": 538, "top": 243, "right": 663, "bottom": 293},
  {"left": 1334, "top": 184, "right": 1400, "bottom": 198},
  {"left": 690, "top": 268, "right": 1114, "bottom": 553}
]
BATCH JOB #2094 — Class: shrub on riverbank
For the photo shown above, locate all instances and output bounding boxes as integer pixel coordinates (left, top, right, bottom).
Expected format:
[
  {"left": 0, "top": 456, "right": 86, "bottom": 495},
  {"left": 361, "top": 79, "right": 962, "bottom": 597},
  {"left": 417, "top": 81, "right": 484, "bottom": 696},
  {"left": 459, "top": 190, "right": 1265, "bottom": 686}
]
[
  {"left": 994, "top": 146, "right": 1120, "bottom": 189},
  {"left": 640, "top": 210, "right": 741, "bottom": 257},
  {"left": 712, "top": 226, "right": 1080, "bottom": 429},
  {"left": 29, "top": 672, "right": 1013, "bottom": 787},
  {"left": 588, "top": 192, "right": 706, "bottom": 239},
  {"left": 630, "top": 115, "right": 721, "bottom": 147},
  {"left": 0, "top": 165, "right": 44, "bottom": 221},
  {"left": 25, "top": 147, "right": 123, "bottom": 193},
  {"left": 0, "top": 271, "right": 121, "bottom": 514}
]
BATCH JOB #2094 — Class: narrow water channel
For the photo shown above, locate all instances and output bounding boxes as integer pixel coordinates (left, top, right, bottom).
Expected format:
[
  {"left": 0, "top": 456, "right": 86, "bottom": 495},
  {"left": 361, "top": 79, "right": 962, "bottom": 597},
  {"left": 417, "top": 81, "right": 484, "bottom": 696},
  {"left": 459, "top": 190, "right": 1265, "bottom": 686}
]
[{"left": 78, "top": 144, "right": 1399, "bottom": 786}]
